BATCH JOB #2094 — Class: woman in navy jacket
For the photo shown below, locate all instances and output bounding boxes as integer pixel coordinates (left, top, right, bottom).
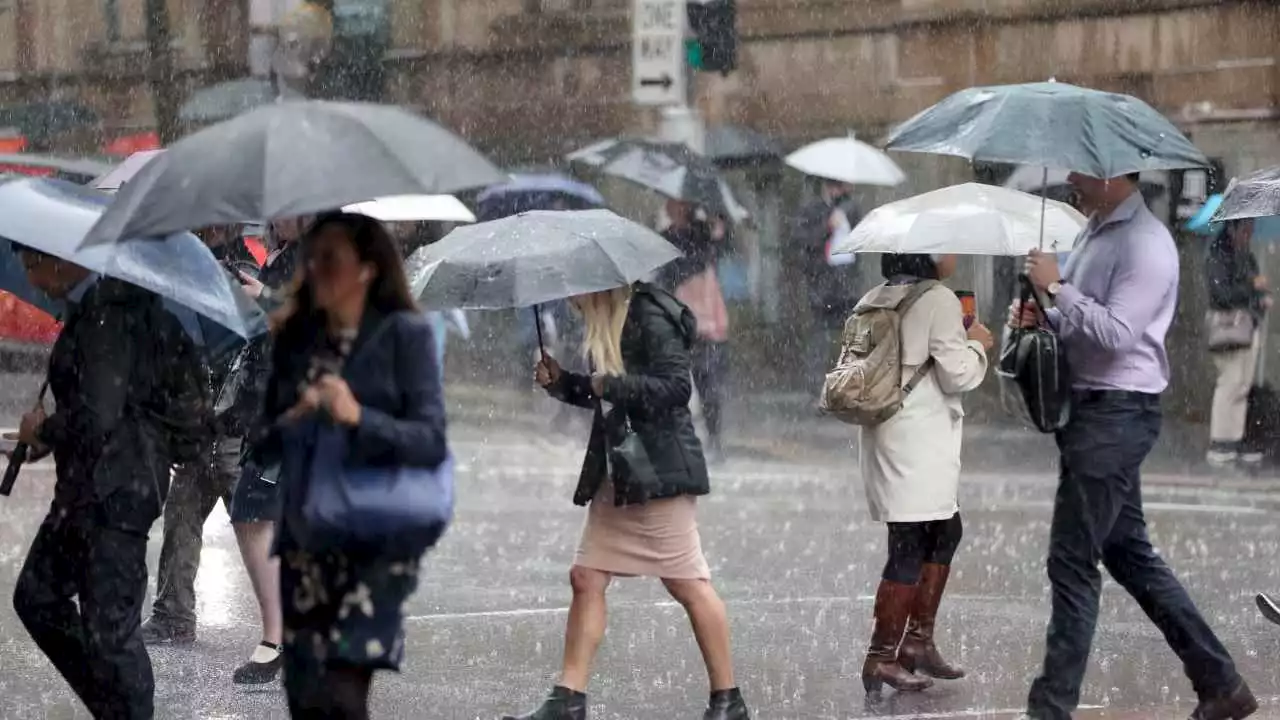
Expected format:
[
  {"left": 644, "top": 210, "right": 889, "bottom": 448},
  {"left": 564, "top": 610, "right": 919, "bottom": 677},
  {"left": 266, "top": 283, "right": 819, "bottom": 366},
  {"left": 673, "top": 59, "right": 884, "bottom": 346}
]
[{"left": 252, "top": 212, "right": 447, "bottom": 719}]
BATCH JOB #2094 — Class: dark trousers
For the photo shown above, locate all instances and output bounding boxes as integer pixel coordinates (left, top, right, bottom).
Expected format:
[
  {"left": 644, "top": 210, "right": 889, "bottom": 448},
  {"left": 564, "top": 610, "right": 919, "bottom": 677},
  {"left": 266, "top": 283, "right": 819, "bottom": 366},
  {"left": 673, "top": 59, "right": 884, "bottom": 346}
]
[
  {"left": 14, "top": 510, "right": 154, "bottom": 719},
  {"left": 691, "top": 340, "right": 728, "bottom": 445},
  {"left": 1027, "top": 392, "right": 1240, "bottom": 719},
  {"left": 883, "top": 513, "right": 964, "bottom": 584},
  {"left": 150, "top": 437, "right": 239, "bottom": 628}
]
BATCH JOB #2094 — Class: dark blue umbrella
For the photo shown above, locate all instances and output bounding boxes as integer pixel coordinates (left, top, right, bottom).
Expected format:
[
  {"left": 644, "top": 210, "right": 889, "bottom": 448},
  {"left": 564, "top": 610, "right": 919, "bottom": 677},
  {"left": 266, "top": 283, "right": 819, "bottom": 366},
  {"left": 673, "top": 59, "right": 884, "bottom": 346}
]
[
  {"left": 474, "top": 173, "right": 606, "bottom": 221},
  {"left": 0, "top": 176, "right": 265, "bottom": 339}
]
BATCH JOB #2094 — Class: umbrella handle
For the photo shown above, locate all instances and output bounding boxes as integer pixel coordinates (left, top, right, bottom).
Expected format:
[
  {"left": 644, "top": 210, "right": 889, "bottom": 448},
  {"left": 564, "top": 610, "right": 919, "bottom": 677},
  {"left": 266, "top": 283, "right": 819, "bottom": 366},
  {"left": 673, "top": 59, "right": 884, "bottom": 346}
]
[
  {"left": 533, "top": 304, "right": 547, "bottom": 361},
  {"left": 0, "top": 378, "right": 50, "bottom": 497},
  {"left": 1038, "top": 166, "right": 1049, "bottom": 251}
]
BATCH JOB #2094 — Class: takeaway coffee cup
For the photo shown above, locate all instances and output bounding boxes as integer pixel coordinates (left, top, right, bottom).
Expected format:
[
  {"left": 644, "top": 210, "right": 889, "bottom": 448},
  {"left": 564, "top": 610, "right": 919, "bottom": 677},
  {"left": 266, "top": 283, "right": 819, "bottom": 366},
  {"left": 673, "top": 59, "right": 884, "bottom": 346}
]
[{"left": 955, "top": 290, "right": 977, "bottom": 329}]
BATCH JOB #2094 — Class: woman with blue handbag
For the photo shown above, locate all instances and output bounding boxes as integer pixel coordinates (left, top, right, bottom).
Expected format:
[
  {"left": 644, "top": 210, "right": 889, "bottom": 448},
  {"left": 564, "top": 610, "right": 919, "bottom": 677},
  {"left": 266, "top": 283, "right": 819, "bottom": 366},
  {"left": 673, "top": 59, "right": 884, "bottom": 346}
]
[
  {"left": 251, "top": 212, "right": 451, "bottom": 719},
  {"left": 504, "top": 283, "right": 750, "bottom": 720}
]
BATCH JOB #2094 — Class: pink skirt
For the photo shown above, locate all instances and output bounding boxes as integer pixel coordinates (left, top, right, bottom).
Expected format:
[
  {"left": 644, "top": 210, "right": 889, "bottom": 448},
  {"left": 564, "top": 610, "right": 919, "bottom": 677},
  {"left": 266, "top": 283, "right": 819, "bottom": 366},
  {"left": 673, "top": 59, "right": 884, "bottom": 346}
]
[{"left": 574, "top": 481, "right": 711, "bottom": 580}]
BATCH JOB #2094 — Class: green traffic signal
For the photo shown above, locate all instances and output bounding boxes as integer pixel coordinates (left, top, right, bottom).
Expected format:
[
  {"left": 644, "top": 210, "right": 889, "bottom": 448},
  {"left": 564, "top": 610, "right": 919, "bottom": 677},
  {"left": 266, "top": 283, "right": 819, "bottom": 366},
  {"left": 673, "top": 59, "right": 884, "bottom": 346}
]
[{"left": 685, "top": 38, "right": 704, "bottom": 70}]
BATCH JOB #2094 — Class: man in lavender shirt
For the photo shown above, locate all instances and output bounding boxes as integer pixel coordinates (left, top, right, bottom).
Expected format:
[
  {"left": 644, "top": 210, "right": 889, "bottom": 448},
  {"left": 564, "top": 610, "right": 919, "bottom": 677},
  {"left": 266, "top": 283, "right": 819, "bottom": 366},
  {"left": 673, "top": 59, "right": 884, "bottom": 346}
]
[{"left": 1015, "top": 173, "right": 1255, "bottom": 720}]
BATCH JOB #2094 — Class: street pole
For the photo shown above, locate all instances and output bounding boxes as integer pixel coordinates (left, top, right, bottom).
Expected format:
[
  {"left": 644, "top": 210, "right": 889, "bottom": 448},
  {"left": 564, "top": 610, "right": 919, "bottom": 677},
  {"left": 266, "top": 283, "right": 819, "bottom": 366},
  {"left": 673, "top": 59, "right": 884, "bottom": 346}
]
[
  {"left": 657, "top": 15, "right": 704, "bottom": 153},
  {"left": 144, "top": 0, "right": 181, "bottom": 144}
]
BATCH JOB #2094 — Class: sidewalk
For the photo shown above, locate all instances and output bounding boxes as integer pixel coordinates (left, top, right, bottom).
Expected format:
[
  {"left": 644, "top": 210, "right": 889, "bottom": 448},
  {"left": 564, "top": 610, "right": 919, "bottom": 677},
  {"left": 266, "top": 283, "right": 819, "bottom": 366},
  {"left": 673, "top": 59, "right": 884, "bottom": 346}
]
[{"left": 444, "top": 382, "right": 1280, "bottom": 492}]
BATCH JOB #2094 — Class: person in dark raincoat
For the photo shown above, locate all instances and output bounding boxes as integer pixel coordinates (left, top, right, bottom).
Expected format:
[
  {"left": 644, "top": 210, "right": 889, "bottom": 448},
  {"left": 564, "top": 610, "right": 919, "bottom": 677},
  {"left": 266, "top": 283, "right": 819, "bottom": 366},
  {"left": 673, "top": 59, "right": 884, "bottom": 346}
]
[
  {"left": 251, "top": 212, "right": 447, "bottom": 719},
  {"left": 504, "top": 282, "right": 749, "bottom": 720},
  {"left": 12, "top": 249, "right": 209, "bottom": 720}
]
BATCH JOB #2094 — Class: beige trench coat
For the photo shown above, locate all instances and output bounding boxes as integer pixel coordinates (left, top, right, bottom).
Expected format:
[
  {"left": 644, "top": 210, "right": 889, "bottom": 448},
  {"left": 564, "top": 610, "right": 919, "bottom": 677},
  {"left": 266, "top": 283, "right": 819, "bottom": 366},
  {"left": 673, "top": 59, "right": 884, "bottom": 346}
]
[{"left": 856, "top": 283, "right": 989, "bottom": 523}]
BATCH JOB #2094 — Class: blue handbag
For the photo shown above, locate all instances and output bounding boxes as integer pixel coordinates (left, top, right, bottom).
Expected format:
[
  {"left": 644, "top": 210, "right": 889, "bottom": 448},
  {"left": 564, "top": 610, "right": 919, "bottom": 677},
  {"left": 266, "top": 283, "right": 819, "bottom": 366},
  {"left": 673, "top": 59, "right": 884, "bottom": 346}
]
[{"left": 301, "top": 423, "right": 455, "bottom": 556}]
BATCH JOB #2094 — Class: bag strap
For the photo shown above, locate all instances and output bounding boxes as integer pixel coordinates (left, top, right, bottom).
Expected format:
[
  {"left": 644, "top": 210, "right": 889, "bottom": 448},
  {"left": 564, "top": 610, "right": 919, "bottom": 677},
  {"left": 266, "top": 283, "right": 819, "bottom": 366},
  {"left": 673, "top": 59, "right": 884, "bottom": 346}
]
[{"left": 894, "top": 280, "right": 941, "bottom": 395}]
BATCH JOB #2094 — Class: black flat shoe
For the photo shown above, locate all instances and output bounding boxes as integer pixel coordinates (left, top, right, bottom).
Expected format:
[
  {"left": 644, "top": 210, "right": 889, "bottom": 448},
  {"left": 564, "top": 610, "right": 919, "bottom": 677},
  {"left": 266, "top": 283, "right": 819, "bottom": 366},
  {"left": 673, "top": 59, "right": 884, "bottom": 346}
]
[
  {"left": 502, "top": 686, "right": 587, "bottom": 720},
  {"left": 232, "top": 641, "right": 283, "bottom": 685},
  {"left": 703, "top": 688, "right": 749, "bottom": 720}
]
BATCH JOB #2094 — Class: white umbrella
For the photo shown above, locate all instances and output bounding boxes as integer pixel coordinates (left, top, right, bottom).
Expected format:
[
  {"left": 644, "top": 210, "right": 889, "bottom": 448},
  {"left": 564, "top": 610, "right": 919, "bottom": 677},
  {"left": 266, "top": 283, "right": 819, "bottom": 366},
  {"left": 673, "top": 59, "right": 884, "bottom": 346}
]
[
  {"left": 831, "top": 183, "right": 1087, "bottom": 257},
  {"left": 93, "top": 149, "right": 165, "bottom": 191},
  {"left": 785, "top": 135, "right": 906, "bottom": 187},
  {"left": 342, "top": 194, "right": 476, "bottom": 223}
]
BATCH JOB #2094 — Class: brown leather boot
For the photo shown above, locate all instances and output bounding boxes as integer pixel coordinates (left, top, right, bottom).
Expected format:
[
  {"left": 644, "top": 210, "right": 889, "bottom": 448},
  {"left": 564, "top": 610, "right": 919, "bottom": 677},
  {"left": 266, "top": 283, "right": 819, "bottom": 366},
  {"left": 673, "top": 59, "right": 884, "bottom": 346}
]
[
  {"left": 898, "top": 563, "right": 966, "bottom": 680},
  {"left": 862, "top": 580, "right": 934, "bottom": 694}
]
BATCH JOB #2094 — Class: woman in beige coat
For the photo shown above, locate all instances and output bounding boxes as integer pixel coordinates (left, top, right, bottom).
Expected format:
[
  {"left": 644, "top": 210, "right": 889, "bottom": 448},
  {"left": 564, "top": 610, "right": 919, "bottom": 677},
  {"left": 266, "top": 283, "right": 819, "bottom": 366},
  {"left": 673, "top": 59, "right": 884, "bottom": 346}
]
[{"left": 856, "top": 253, "right": 993, "bottom": 695}]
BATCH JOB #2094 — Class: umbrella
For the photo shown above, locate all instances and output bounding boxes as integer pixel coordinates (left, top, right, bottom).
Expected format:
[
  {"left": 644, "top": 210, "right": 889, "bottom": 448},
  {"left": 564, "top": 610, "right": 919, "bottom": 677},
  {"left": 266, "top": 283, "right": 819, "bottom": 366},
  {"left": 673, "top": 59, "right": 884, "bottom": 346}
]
[
  {"left": 704, "top": 125, "right": 783, "bottom": 168},
  {"left": 0, "top": 176, "right": 265, "bottom": 338},
  {"left": 884, "top": 81, "right": 1207, "bottom": 178},
  {"left": 475, "top": 173, "right": 605, "bottom": 221},
  {"left": 179, "top": 77, "right": 304, "bottom": 125},
  {"left": 408, "top": 209, "right": 681, "bottom": 311},
  {"left": 94, "top": 149, "right": 165, "bottom": 191},
  {"left": 1186, "top": 194, "right": 1225, "bottom": 235},
  {"left": 831, "top": 183, "right": 1087, "bottom": 257},
  {"left": 1211, "top": 167, "right": 1280, "bottom": 222},
  {"left": 785, "top": 135, "right": 906, "bottom": 187},
  {"left": 567, "top": 138, "right": 748, "bottom": 221},
  {"left": 79, "top": 100, "right": 506, "bottom": 248},
  {"left": 342, "top": 195, "right": 477, "bottom": 223}
]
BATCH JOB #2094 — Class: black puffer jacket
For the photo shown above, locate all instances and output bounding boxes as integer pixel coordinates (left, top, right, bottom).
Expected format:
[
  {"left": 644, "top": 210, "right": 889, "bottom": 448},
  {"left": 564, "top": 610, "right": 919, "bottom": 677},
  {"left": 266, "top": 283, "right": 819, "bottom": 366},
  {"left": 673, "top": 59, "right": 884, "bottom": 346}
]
[{"left": 548, "top": 283, "right": 710, "bottom": 507}]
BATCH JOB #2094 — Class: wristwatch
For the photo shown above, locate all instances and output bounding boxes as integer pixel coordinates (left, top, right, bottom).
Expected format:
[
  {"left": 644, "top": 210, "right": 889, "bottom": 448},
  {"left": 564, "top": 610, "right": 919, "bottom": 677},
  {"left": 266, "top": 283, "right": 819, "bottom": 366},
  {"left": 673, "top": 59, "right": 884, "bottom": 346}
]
[{"left": 1046, "top": 281, "right": 1063, "bottom": 298}]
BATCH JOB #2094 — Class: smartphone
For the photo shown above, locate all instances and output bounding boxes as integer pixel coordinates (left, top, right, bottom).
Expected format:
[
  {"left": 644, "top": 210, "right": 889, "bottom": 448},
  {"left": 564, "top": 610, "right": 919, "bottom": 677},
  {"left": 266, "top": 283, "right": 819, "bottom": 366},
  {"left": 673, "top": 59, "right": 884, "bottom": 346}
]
[{"left": 955, "top": 290, "right": 977, "bottom": 329}]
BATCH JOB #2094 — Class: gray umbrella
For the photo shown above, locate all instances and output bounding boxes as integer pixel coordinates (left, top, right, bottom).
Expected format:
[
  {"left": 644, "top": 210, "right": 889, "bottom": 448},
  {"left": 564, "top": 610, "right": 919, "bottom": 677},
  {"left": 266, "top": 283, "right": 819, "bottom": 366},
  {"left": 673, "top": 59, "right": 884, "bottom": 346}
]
[
  {"left": 79, "top": 100, "right": 505, "bottom": 248},
  {"left": 567, "top": 138, "right": 747, "bottom": 220},
  {"left": 178, "top": 78, "right": 304, "bottom": 125},
  {"left": 885, "top": 81, "right": 1208, "bottom": 178},
  {"left": 409, "top": 209, "right": 682, "bottom": 310},
  {"left": 1211, "top": 166, "right": 1280, "bottom": 222}
]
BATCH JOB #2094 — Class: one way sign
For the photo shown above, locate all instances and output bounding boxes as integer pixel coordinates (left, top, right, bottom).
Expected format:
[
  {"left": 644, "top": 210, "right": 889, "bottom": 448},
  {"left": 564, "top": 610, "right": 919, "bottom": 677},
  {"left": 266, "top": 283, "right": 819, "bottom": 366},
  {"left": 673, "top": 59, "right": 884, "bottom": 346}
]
[{"left": 632, "top": 0, "right": 686, "bottom": 106}]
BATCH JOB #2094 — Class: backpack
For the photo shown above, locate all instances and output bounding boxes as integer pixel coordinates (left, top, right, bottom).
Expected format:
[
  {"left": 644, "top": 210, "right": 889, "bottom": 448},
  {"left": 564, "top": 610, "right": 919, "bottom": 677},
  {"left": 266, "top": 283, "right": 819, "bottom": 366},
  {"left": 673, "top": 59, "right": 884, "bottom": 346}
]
[
  {"left": 137, "top": 298, "right": 215, "bottom": 464},
  {"left": 819, "top": 280, "right": 940, "bottom": 426}
]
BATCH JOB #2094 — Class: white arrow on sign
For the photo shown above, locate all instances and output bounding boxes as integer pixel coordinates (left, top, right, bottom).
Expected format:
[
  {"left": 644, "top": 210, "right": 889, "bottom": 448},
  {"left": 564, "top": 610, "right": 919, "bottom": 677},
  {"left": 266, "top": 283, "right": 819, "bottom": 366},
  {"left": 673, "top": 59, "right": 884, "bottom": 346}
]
[{"left": 632, "top": 0, "right": 686, "bottom": 107}]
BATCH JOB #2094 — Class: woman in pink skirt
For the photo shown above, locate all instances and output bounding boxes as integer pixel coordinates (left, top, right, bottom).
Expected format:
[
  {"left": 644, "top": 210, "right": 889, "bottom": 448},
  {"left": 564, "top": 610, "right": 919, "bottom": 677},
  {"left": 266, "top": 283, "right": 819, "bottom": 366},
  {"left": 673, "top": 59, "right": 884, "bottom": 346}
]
[{"left": 503, "top": 282, "right": 749, "bottom": 720}]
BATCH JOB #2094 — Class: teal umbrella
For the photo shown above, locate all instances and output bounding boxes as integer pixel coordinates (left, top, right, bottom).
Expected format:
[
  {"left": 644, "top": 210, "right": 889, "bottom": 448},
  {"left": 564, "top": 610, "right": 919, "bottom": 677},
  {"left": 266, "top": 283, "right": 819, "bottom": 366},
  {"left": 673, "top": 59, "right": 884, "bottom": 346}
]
[{"left": 884, "top": 81, "right": 1207, "bottom": 178}]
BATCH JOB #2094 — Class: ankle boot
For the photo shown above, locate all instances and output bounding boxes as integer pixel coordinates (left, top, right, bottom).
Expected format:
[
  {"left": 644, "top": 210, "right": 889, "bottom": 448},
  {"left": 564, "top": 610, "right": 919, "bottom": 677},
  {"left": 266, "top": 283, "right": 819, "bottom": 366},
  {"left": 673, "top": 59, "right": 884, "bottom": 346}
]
[
  {"left": 503, "top": 686, "right": 587, "bottom": 720},
  {"left": 862, "top": 580, "right": 933, "bottom": 694},
  {"left": 898, "top": 563, "right": 966, "bottom": 680},
  {"left": 702, "top": 687, "right": 750, "bottom": 720}
]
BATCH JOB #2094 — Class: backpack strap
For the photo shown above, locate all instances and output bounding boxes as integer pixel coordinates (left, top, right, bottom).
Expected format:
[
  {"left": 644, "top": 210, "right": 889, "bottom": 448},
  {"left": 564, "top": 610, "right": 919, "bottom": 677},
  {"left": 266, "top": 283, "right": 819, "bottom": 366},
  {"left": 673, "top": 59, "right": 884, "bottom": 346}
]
[{"left": 894, "top": 280, "right": 941, "bottom": 395}]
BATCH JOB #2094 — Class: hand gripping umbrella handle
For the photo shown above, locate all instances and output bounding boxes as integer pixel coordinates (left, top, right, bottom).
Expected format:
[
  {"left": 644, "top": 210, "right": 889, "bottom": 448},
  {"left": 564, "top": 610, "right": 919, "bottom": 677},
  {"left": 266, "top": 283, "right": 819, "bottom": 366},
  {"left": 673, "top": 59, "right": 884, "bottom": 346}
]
[{"left": 0, "top": 379, "right": 50, "bottom": 497}]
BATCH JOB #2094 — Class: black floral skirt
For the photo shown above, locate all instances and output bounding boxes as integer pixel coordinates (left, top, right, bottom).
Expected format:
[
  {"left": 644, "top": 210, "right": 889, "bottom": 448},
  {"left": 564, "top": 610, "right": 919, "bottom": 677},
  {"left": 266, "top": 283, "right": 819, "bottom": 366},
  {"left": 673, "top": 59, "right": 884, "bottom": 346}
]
[{"left": 280, "top": 546, "right": 421, "bottom": 672}]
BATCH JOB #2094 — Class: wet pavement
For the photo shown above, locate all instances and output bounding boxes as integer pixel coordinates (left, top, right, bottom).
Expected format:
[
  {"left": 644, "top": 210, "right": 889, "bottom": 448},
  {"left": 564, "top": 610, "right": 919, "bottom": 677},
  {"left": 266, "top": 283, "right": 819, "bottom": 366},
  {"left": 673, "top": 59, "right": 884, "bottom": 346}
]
[{"left": 0, "top": 392, "right": 1278, "bottom": 718}]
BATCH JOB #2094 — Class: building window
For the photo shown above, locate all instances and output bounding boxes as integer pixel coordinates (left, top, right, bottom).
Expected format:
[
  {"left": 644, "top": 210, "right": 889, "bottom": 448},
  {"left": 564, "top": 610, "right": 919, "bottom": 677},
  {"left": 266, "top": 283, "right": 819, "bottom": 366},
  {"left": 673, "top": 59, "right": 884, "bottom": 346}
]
[{"left": 103, "top": 0, "right": 121, "bottom": 42}]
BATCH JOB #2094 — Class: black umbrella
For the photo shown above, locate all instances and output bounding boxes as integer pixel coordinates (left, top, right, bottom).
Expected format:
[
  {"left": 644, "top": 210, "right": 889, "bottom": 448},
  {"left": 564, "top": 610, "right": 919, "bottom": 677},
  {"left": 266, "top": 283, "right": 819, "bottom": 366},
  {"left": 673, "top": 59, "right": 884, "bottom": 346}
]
[{"left": 567, "top": 138, "right": 747, "bottom": 221}]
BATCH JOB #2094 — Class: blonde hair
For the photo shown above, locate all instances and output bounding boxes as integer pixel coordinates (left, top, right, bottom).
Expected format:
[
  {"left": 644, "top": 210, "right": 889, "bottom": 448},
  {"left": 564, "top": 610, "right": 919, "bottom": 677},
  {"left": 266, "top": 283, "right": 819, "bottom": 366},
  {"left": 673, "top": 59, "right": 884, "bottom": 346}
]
[{"left": 572, "top": 286, "right": 632, "bottom": 376}]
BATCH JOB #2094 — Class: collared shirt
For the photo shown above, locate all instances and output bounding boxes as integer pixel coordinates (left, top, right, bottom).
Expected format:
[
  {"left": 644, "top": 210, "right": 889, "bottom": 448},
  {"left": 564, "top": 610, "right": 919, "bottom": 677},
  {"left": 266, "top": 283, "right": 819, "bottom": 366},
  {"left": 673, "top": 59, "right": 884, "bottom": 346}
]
[{"left": 1046, "top": 191, "right": 1178, "bottom": 394}]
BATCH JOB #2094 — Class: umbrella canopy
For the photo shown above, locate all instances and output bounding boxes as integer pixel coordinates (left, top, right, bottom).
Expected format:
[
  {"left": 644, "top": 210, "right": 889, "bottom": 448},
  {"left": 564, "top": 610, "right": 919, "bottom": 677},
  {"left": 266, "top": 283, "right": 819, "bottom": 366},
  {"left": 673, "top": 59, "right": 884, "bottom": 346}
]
[
  {"left": 704, "top": 124, "right": 783, "bottom": 167},
  {"left": 831, "top": 183, "right": 1087, "bottom": 257},
  {"left": 884, "top": 81, "right": 1207, "bottom": 178},
  {"left": 94, "top": 149, "right": 165, "bottom": 191},
  {"left": 1211, "top": 166, "right": 1280, "bottom": 222},
  {"left": 475, "top": 173, "right": 605, "bottom": 221},
  {"left": 785, "top": 136, "right": 906, "bottom": 187},
  {"left": 342, "top": 195, "right": 477, "bottom": 223},
  {"left": 0, "top": 176, "right": 264, "bottom": 337},
  {"left": 409, "top": 209, "right": 682, "bottom": 310},
  {"left": 80, "top": 100, "right": 505, "bottom": 248},
  {"left": 179, "top": 77, "right": 304, "bottom": 125},
  {"left": 567, "top": 138, "right": 747, "bottom": 221}
]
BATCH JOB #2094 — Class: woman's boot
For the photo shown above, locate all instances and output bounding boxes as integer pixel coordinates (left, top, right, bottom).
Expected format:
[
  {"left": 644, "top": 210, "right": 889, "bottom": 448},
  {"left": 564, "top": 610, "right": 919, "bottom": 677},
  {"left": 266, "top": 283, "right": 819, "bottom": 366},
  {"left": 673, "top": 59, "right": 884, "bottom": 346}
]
[
  {"left": 703, "top": 687, "right": 750, "bottom": 720},
  {"left": 862, "top": 580, "right": 933, "bottom": 694},
  {"left": 503, "top": 686, "right": 587, "bottom": 720},
  {"left": 898, "top": 563, "right": 966, "bottom": 680}
]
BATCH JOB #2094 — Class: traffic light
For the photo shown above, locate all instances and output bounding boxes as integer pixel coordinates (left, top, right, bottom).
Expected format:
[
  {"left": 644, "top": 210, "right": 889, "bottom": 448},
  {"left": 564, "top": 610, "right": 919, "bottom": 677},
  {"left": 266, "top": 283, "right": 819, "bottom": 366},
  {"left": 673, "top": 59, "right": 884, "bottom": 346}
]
[{"left": 686, "top": 0, "right": 736, "bottom": 75}]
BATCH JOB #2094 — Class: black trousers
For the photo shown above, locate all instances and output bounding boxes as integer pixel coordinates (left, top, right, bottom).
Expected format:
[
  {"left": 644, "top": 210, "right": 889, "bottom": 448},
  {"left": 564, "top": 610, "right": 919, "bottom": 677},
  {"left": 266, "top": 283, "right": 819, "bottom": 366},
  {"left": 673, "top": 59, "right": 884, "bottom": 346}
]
[
  {"left": 691, "top": 340, "right": 728, "bottom": 444},
  {"left": 1027, "top": 392, "right": 1240, "bottom": 719},
  {"left": 883, "top": 513, "right": 964, "bottom": 584},
  {"left": 14, "top": 509, "right": 154, "bottom": 719}
]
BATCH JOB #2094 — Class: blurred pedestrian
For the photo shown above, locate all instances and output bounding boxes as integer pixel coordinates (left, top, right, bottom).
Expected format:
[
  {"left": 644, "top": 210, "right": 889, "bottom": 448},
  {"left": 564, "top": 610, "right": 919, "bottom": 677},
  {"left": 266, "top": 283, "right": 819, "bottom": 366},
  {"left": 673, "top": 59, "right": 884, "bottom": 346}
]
[
  {"left": 1205, "top": 218, "right": 1270, "bottom": 467},
  {"left": 251, "top": 212, "right": 447, "bottom": 718},
  {"left": 1015, "top": 173, "right": 1255, "bottom": 720},
  {"left": 856, "top": 253, "right": 992, "bottom": 695},
  {"left": 788, "top": 179, "right": 863, "bottom": 387},
  {"left": 140, "top": 219, "right": 304, "bottom": 686},
  {"left": 658, "top": 200, "right": 730, "bottom": 462},
  {"left": 12, "top": 250, "right": 210, "bottom": 719},
  {"left": 505, "top": 283, "right": 749, "bottom": 720}
]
